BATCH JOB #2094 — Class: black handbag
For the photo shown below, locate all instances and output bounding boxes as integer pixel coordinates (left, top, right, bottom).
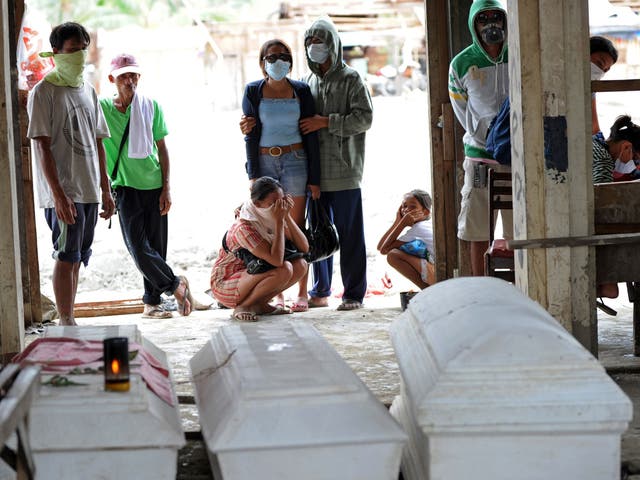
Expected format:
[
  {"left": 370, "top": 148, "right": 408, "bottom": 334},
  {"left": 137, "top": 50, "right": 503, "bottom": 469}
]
[
  {"left": 222, "top": 232, "right": 304, "bottom": 275},
  {"left": 305, "top": 199, "right": 340, "bottom": 263}
]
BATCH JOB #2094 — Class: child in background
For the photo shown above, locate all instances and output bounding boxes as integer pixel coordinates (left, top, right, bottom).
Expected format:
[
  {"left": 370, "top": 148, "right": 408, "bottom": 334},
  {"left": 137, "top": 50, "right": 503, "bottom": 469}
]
[{"left": 377, "top": 189, "right": 435, "bottom": 289}]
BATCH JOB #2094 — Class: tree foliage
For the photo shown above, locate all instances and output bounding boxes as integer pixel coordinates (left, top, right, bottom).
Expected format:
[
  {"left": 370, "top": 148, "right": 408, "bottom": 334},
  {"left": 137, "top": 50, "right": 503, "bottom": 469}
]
[{"left": 27, "top": 0, "right": 256, "bottom": 29}]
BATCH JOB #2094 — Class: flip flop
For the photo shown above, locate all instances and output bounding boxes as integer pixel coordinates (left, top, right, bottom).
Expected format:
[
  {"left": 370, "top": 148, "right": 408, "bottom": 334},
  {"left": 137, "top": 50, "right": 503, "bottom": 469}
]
[
  {"left": 141, "top": 305, "right": 173, "bottom": 319},
  {"left": 336, "top": 299, "right": 363, "bottom": 311},
  {"left": 290, "top": 297, "right": 309, "bottom": 313},
  {"left": 232, "top": 311, "right": 259, "bottom": 322}
]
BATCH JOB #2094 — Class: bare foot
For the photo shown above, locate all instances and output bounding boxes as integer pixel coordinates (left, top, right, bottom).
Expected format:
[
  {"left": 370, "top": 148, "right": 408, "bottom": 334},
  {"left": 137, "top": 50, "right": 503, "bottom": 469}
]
[
  {"left": 272, "top": 293, "right": 285, "bottom": 308},
  {"left": 174, "top": 276, "right": 192, "bottom": 316},
  {"left": 58, "top": 318, "right": 78, "bottom": 326},
  {"left": 308, "top": 296, "right": 329, "bottom": 308}
]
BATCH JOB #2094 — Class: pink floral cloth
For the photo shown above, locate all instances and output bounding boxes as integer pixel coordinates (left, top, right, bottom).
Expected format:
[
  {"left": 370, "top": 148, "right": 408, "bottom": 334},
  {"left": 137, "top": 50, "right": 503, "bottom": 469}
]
[{"left": 13, "top": 337, "right": 174, "bottom": 406}]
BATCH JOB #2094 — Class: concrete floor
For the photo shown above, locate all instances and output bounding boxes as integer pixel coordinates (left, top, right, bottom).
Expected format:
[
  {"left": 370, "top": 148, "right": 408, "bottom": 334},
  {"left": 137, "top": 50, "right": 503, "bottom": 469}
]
[{"left": 59, "top": 288, "right": 640, "bottom": 478}]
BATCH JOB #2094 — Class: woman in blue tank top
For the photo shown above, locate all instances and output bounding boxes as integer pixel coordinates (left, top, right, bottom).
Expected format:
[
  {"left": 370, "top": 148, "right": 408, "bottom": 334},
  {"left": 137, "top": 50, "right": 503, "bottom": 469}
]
[{"left": 242, "top": 39, "right": 321, "bottom": 312}]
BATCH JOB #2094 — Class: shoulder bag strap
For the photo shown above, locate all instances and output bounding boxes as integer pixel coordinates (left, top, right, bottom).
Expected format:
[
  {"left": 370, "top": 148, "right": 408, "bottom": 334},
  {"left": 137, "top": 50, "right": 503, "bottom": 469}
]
[{"left": 109, "top": 118, "right": 131, "bottom": 181}]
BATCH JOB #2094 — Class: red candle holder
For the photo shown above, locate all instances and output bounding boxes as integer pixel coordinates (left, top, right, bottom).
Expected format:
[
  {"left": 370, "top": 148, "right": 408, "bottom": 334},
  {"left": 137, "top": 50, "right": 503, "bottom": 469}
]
[{"left": 103, "top": 337, "right": 130, "bottom": 392}]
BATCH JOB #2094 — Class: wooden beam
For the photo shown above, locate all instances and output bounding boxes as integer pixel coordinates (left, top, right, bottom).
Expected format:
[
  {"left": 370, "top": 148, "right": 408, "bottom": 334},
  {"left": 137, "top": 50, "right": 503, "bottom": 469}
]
[
  {"left": 426, "top": 0, "right": 456, "bottom": 281},
  {"left": 73, "top": 299, "right": 144, "bottom": 318},
  {"left": 508, "top": 0, "right": 595, "bottom": 353},
  {"left": 592, "top": 79, "right": 640, "bottom": 92},
  {"left": 509, "top": 232, "right": 640, "bottom": 249},
  {"left": 0, "top": 0, "right": 25, "bottom": 354}
]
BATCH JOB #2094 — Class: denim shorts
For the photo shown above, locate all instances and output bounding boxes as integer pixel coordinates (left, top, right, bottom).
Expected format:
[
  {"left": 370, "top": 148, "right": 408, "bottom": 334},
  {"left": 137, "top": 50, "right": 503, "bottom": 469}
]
[
  {"left": 258, "top": 149, "right": 308, "bottom": 197},
  {"left": 44, "top": 203, "right": 98, "bottom": 266}
]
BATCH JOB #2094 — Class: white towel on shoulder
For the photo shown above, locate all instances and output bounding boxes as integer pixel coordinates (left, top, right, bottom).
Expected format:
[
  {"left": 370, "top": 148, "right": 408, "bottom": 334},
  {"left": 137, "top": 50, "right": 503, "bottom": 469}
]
[{"left": 128, "top": 93, "right": 154, "bottom": 159}]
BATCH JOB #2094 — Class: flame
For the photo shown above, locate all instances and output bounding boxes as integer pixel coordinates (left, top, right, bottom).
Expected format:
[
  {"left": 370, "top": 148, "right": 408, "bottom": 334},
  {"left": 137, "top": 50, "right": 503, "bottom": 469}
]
[{"left": 111, "top": 359, "right": 120, "bottom": 375}]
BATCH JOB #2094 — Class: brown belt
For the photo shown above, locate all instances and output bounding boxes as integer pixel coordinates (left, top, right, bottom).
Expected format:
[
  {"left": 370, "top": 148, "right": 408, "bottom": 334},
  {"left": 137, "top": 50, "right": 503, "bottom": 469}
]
[{"left": 259, "top": 143, "right": 304, "bottom": 156}]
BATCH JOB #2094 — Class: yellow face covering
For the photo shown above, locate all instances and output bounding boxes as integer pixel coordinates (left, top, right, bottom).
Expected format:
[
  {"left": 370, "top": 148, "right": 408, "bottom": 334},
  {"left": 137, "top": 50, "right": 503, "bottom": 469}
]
[{"left": 43, "top": 50, "right": 87, "bottom": 87}]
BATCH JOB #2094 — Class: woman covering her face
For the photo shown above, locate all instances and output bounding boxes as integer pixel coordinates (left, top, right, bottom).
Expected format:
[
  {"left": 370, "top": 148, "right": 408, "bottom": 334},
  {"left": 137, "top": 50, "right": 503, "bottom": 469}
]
[{"left": 210, "top": 177, "right": 309, "bottom": 322}]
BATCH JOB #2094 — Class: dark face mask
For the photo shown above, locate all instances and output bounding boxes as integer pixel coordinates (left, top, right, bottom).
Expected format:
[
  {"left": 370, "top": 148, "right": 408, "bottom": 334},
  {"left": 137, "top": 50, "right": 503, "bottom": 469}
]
[
  {"left": 477, "top": 11, "right": 506, "bottom": 45},
  {"left": 481, "top": 25, "right": 505, "bottom": 45}
]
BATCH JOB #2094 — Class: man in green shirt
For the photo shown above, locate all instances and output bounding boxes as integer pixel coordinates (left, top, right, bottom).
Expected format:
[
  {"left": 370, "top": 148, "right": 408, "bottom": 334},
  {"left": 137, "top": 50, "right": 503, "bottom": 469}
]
[{"left": 100, "top": 53, "right": 191, "bottom": 317}]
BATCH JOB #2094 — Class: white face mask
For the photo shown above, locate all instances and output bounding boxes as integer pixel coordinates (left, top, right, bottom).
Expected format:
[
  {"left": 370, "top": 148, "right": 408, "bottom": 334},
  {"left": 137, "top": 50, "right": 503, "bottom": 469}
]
[
  {"left": 307, "top": 43, "right": 329, "bottom": 64},
  {"left": 265, "top": 59, "right": 291, "bottom": 81},
  {"left": 591, "top": 62, "right": 605, "bottom": 81}
]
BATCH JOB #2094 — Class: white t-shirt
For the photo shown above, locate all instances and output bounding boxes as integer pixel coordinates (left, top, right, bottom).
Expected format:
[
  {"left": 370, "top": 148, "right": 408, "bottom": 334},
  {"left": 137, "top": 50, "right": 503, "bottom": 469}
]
[
  {"left": 27, "top": 80, "right": 110, "bottom": 208},
  {"left": 398, "top": 219, "right": 435, "bottom": 260}
]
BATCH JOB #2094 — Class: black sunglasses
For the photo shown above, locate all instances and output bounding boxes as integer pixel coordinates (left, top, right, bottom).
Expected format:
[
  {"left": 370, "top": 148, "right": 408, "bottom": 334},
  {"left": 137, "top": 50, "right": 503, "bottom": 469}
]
[
  {"left": 263, "top": 53, "right": 292, "bottom": 64},
  {"left": 476, "top": 12, "right": 504, "bottom": 25}
]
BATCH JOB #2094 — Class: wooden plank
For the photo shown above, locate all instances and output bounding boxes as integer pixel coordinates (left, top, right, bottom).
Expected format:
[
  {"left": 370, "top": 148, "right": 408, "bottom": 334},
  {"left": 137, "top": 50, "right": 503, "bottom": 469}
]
[
  {"left": 73, "top": 299, "right": 145, "bottom": 318},
  {"left": 439, "top": 104, "right": 458, "bottom": 280},
  {"left": 594, "top": 181, "right": 640, "bottom": 224},
  {"left": 0, "top": 366, "right": 39, "bottom": 446},
  {"left": 21, "top": 147, "right": 42, "bottom": 327},
  {"left": 597, "top": 244, "right": 640, "bottom": 283},
  {"left": 592, "top": 79, "right": 640, "bottom": 93},
  {"left": 509, "top": 232, "right": 640, "bottom": 249}
]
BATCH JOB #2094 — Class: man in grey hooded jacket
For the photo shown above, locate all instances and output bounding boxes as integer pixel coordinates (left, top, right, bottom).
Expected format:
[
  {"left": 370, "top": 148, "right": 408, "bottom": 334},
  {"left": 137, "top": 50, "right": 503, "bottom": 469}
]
[
  {"left": 241, "top": 17, "right": 373, "bottom": 311},
  {"left": 300, "top": 17, "right": 373, "bottom": 310}
]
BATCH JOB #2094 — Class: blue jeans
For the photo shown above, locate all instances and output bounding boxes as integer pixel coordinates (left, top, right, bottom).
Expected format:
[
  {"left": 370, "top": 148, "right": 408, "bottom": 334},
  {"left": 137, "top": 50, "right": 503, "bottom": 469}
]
[
  {"left": 258, "top": 149, "right": 308, "bottom": 196},
  {"left": 115, "top": 187, "right": 179, "bottom": 305},
  {"left": 309, "top": 189, "right": 367, "bottom": 303}
]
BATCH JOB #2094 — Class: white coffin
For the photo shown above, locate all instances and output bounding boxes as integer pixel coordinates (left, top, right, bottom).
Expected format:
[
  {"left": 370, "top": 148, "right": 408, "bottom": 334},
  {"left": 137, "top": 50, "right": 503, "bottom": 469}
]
[
  {"left": 29, "top": 325, "right": 184, "bottom": 480},
  {"left": 390, "top": 277, "right": 633, "bottom": 480},
  {"left": 190, "top": 321, "right": 406, "bottom": 480}
]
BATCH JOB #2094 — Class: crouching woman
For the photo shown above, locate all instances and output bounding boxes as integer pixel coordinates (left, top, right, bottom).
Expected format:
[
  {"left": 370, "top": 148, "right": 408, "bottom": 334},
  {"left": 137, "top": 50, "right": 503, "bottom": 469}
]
[{"left": 211, "top": 176, "right": 309, "bottom": 321}]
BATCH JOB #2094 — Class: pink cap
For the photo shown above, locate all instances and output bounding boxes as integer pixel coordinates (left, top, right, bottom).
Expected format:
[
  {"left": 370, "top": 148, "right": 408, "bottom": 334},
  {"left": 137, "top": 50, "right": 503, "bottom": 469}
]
[{"left": 110, "top": 53, "right": 142, "bottom": 77}]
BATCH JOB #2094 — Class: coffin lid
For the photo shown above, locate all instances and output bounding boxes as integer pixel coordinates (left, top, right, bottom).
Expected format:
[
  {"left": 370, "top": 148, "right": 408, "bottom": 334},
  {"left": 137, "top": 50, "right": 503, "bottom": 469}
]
[
  {"left": 191, "top": 322, "right": 406, "bottom": 451},
  {"left": 390, "top": 277, "right": 632, "bottom": 432}
]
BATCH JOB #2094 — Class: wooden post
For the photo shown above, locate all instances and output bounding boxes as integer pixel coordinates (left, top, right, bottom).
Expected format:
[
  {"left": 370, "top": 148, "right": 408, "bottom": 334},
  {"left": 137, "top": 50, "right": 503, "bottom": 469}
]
[
  {"left": 14, "top": 0, "right": 42, "bottom": 329},
  {"left": 507, "top": 0, "right": 596, "bottom": 353},
  {"left": 0, "top": 0, "right": 25, "bottom": 354},
  {"left": 426, "top": 0, "right": 457, "bottom": 280}
]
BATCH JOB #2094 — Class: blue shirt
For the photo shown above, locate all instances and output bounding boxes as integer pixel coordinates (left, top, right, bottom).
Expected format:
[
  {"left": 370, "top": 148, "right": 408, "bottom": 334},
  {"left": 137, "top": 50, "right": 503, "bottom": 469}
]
[{"left": 259, "top": 98, "right": 302, "bottom": 147}]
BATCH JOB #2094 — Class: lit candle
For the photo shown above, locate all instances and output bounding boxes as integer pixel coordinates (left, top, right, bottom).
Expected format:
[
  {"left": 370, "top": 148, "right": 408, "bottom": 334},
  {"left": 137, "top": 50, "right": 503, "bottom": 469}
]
[{"left": 103, "top": 337, "right": 130, "bottom": 392}]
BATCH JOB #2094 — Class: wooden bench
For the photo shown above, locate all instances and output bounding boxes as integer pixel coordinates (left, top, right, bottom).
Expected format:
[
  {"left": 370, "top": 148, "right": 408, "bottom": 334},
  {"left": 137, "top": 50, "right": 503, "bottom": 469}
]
[
  {"left": 594, "top": 181, "right": 640, "bottom": 355},
  {"left": 508, "top": 180, "right": 640, "bottom": 355},
  {"left": 0, "top": 365, "right": 40, "bottom": 479}
]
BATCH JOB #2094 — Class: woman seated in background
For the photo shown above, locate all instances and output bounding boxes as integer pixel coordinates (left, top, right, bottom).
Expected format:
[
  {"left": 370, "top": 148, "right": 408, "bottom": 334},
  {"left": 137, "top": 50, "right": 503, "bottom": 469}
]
[
  {"left": 592, "top": 115, "right": 640, "bottom": 185},
  {"left": 592, "top": 115, "right": 640, "bottom": 300},
  {"left": 210, "top": 176, "right": 309, "bottom": 322}
]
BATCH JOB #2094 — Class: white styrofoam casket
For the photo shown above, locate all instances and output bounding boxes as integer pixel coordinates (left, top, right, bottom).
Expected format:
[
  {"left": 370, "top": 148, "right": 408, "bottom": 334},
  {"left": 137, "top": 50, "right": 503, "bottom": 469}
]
[
  {"left": 390, "top": 277, "right": 633, "bottom": 480},
  {"left": 29, "top": 325, "right": 184, "bottom": 480},
  {"left": 190, "top": 321, "right": 407, "bottom": 480}
]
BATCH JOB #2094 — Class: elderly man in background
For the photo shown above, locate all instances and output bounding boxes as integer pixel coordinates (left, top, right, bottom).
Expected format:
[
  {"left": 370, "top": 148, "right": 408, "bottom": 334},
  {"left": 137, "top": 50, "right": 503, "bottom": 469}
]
[{"left": 100, "top": 53, "right": 192, "bottom": 318}]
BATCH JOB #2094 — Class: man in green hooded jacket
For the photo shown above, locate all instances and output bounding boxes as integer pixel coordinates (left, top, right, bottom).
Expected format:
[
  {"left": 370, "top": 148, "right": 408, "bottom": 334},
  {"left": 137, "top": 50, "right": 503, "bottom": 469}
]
[{"left": 448, "top": 0, "right": 511, "bottom": 276}]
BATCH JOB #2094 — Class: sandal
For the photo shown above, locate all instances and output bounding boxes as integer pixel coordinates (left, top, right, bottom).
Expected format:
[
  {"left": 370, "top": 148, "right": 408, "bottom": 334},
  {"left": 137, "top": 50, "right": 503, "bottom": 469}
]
[
  {"left": 141, "top": 305, "right": 173, "bottom": 319},
  {"left": 232, "top": 310, "right": 259, "bottom": 322},
  {"left": 336, "top": 299, "right": 363, "bottom": 311},
  {"left": 290, "top": 297, "right": 309, "bottom": 313}
]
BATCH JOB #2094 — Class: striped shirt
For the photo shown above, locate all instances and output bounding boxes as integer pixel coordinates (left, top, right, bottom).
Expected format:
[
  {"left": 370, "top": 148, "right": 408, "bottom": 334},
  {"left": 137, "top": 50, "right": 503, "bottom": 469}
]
[{"left": 592, "top": 134, "right": 614, "bottom": 184}]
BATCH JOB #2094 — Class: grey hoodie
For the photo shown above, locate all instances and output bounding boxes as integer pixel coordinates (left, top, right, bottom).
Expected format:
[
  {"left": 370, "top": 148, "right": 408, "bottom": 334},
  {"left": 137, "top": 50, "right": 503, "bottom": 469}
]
[{"left": 303, "top": 17, "right": 373, "bottom": 192}]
